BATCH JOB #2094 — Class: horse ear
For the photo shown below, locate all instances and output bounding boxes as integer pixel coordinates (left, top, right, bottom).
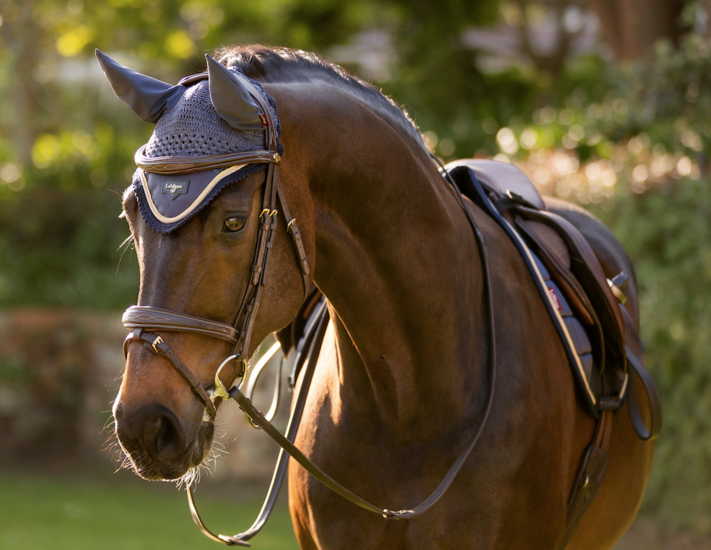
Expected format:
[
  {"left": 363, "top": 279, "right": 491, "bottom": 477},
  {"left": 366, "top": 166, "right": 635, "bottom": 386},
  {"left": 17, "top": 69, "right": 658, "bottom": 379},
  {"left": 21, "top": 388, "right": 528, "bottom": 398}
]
[
  {"left": 95, "top": 49, "right": 184, "bottom": 123},
  {"left": 206, "top": 55, "right": 264, "bottom": 131}
]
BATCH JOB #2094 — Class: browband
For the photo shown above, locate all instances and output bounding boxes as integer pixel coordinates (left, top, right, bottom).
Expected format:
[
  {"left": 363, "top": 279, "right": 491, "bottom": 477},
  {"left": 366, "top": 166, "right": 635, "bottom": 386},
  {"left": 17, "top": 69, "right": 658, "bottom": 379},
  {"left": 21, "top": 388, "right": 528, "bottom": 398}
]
[{"left": 135, "top": 145, "right": 281, "bottom": 175}]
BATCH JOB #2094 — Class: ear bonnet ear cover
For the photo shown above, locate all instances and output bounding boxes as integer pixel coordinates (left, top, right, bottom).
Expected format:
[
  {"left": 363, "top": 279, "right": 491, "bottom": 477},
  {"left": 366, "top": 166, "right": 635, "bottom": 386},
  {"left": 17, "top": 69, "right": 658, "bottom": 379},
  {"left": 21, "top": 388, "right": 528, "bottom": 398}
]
[
  {"left": 96, "top": 49, "right": 186, "bottom": 123},
  {"left": 206, "top": 54, "right": 265, "bottom": 131},
  {"left": 107, "top": 55, "right": 282, "bottom": 233}
]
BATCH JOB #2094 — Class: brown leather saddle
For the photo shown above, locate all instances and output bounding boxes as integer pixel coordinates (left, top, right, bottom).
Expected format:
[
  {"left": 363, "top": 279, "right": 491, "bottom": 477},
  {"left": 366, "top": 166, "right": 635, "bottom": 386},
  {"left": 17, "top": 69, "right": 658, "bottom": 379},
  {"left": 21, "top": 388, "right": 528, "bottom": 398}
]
[
  {"left": 447, "top": 160, "right": 637, "bottom": 414},
  {"left": 444, "top": 159, "right": 661, "bottom": 549}
]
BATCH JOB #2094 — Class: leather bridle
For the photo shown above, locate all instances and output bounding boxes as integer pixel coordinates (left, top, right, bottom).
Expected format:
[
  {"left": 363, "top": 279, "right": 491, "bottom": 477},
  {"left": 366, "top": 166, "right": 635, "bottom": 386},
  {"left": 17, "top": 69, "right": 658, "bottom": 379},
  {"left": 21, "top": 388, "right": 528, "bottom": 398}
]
[{"left": 122, "top": 155, "right": 310, "bottom": 419}]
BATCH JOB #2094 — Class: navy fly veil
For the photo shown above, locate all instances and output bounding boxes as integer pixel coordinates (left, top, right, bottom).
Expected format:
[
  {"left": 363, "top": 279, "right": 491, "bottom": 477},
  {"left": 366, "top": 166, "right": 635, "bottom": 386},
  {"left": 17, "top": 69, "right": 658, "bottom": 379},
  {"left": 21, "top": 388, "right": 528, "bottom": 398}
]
[
  {"left": 132, "top": 71, "right": 282, "bottom": 233},
  {"left": 96, "top": 50, "right": 282, "bottom": 233}
]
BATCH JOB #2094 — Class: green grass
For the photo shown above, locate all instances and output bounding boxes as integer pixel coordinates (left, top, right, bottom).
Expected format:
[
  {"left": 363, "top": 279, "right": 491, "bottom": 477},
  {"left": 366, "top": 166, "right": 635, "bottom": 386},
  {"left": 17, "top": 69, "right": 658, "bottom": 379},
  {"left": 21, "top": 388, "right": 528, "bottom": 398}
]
[
  {"left": 0, "top": 471, "right": 299, "bottom": 550},
  {"left": 0, "top": 469, "right": 693, "bottom": 549}
]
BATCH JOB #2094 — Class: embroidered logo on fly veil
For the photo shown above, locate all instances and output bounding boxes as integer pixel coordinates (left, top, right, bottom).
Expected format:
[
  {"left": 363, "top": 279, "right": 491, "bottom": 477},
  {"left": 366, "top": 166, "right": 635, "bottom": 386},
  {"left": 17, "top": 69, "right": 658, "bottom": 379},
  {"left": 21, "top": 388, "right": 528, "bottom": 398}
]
[{"left": 162, "top": 179, "right": 189, "bottom": 199}]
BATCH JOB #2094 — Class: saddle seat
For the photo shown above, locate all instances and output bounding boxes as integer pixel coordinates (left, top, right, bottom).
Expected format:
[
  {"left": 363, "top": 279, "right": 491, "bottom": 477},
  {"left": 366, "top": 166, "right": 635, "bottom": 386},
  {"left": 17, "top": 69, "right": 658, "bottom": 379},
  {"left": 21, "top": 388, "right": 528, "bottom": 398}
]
[
  {"left": 445, "top": 159, "right": 628, "bottom": 414},
  {"left": 453, "top": 159, "right": 548, "bottom": 211}
]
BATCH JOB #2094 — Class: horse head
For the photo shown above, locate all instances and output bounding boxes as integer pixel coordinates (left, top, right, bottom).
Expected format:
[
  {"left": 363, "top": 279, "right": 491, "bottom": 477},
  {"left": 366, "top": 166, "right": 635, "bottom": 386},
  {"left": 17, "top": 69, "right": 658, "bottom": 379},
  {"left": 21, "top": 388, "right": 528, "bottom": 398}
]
[{"left": 99, "top": 50, "right": 313, "bottom": 482}]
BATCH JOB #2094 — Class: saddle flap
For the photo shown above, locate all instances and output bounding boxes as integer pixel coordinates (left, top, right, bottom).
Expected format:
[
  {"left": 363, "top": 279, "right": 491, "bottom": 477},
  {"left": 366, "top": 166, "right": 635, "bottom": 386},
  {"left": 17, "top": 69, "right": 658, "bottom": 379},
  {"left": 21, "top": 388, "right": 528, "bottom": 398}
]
[
  {"left": 517, "top": 207, "right": 626, "bottom": 371},
  {"left": 445, "top": 159, "right": 546, "bottom": 211}
]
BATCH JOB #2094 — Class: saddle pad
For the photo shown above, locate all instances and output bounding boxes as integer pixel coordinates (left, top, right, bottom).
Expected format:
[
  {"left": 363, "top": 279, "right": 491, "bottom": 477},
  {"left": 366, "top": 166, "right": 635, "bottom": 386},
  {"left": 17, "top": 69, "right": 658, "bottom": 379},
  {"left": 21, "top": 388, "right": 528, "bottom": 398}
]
[
  {"left": 446, "top": 159, "right": 660, "bottom": 435},
  {"left": 531, "top": 252, "right": 598, "bottom": 396}
]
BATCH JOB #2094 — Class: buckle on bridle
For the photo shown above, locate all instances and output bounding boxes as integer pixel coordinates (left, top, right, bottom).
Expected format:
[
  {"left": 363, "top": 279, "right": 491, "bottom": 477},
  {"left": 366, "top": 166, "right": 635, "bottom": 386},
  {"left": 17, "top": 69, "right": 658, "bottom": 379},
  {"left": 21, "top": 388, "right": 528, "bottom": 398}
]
[
  {"left": 211, "top": 355, "right": 246, "bottom": 404},
  {"left": 151, "top": 336, "right": 165, "bottom": 354},
  {"left": 260, "top": 208, "right": 278, "bottom": 219}
]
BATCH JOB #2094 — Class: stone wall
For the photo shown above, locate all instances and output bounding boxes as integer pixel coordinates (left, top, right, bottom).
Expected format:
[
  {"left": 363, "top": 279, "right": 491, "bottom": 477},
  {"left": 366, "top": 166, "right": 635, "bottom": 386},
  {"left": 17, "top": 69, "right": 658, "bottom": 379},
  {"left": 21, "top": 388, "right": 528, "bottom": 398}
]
[{"left": 0, "top": 309, "right": 287, "bottom": 482}]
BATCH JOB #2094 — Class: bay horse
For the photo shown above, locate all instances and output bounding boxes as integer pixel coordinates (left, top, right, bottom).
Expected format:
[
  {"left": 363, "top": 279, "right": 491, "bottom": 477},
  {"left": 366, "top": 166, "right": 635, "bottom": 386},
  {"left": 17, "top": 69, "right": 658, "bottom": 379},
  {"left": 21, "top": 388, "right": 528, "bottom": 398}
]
[{"left": 104, "top": 45, "right": 654, "bottom": 549}]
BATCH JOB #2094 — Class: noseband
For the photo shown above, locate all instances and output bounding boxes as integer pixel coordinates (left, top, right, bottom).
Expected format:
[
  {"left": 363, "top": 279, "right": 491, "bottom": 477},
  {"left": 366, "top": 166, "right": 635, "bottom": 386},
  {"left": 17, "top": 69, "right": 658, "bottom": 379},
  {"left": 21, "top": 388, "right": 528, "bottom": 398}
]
[{"left": 122, "top": 72, "right": 310, "bottom": 420}]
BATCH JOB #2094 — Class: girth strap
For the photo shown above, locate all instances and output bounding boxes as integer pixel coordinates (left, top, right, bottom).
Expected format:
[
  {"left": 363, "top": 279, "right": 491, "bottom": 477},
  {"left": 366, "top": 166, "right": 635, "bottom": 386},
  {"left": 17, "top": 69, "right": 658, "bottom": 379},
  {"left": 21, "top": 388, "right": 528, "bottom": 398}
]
[{"left": 558, "top": 408, "right": 613, "bottom": 550}]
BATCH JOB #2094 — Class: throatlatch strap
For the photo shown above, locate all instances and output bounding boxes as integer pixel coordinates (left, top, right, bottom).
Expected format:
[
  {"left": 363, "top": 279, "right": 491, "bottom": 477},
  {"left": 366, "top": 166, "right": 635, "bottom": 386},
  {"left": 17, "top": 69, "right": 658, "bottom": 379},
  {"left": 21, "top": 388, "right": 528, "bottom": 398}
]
[{"left": 275, "top": 176, "right": 310, "bottom": 301}]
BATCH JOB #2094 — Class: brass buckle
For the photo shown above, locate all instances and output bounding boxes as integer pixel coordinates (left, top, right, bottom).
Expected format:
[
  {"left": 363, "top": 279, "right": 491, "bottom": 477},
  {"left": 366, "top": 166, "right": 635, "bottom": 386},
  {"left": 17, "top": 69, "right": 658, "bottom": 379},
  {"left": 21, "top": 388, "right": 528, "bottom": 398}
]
[
  {"left": 212, "top": 355, "right": 246, "bottom": 403},
  {"left": 260, "top": 208, "right": 278, "bottom": 219},
  {"left": 151, "top": 336, "right": 164, "bottom": 354}
]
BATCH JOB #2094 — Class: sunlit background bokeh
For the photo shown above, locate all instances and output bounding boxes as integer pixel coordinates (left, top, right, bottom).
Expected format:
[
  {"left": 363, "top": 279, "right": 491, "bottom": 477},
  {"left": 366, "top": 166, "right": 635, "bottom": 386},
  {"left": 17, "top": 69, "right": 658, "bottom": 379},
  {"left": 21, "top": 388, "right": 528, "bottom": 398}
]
[{"left": 1, "top": 0, "right": 711, "bottom": 548}]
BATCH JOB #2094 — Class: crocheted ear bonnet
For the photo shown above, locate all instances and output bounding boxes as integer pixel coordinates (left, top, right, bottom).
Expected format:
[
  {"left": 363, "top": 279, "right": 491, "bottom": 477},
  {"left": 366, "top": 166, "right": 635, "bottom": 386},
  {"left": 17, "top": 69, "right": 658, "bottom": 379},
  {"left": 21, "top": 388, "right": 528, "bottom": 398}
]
[{"left": 96, "top": 50, "right": 282, "bottom": 233}]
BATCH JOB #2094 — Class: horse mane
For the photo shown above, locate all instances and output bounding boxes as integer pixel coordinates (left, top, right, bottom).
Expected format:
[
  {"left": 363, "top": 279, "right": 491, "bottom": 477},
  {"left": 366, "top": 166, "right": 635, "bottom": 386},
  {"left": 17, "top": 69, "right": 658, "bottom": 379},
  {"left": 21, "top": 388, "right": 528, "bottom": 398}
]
[{"left": 216, "top": 45, "right": 428, "bottom": 154}]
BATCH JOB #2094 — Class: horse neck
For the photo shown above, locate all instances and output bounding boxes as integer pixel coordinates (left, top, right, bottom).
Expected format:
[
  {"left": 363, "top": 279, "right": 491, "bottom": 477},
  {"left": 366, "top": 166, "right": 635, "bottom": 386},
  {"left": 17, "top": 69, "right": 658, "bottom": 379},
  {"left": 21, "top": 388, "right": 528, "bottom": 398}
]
[{"left": 299, "top": 94, "right": 488, "bottom": 430}]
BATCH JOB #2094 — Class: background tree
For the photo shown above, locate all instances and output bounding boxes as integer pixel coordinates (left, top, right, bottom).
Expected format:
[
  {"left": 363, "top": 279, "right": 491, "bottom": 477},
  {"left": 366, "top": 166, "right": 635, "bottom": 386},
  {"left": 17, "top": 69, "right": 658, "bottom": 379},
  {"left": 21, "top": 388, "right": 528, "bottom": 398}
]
[{"left": 587, "top": 0, "right": 688, "bottom": 59}]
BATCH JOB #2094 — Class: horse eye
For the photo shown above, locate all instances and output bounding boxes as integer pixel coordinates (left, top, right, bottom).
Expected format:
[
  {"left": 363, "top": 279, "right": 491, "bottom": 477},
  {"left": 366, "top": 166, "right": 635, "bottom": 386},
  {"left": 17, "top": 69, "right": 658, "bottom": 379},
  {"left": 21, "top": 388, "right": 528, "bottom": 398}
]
[{"left": 223, "top": 217, "right": 247, "bottom": 233}]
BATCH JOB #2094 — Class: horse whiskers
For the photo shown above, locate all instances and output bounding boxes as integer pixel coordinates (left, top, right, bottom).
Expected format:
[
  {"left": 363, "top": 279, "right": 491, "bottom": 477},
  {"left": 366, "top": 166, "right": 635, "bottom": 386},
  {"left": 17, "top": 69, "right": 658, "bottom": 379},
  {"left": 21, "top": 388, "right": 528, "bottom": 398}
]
[
  {"left": 101, "top": 414, "right": 129, "bottom": 470},
  {"left": 176, "top": 465, "right": 202, "bottom": 489},
  {"left": 101, "top": 421, "right": 118, "bottom": 449},
  {"left": 209, "top": 439, "right": 228, "bottom": 458},
  {"left": 122, "top": 453, "right": 142, "bottom": 475},
  {"left": 115, "top": 234, "right": 135, "bottom": 275},
  {"left": 203, "top": 441, "right": 226, "bottom": 473},
  {"left": 174, "top": 437, "right": 227, "bottom": 489},
  {"left": 111, "top": 439, "right": 140, "bottom": 476},
  {"left": 101, "top": 412, "right": 149, "bottom": 477},
  {"left": 107, "top": 408, "right": 232, "bottom": 485}
]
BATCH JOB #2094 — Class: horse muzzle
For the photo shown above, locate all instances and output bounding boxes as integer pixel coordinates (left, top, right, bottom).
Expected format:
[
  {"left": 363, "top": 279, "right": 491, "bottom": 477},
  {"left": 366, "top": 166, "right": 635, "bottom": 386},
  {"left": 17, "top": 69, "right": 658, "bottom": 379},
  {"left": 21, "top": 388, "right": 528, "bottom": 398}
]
[{"left": 114, "top": 399, "right": 213, "bottom": 481}]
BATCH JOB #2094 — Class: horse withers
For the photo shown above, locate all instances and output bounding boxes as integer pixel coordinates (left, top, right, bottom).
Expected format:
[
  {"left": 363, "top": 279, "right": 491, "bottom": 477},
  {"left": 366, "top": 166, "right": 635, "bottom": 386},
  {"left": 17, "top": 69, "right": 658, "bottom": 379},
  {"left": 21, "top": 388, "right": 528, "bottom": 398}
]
[{"left": 100, "top": 46, "right": 656, "bottom": 549}]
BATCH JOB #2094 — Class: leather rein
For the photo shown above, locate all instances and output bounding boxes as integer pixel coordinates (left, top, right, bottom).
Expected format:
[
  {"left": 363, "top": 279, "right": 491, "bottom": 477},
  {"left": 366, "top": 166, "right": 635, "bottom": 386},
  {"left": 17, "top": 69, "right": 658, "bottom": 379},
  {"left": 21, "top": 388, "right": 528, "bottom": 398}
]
[{"left": 121, "top": 84, "right": 497, "bottom": 545}]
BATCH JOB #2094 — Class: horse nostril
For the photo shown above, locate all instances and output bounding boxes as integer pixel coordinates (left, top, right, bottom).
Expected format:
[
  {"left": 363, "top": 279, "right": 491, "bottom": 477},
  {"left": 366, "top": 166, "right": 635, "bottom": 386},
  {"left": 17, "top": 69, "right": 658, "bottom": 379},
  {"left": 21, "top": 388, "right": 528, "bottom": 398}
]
[
  {"left": 115, "top": 403, "right": 186, "bottom": 463},
  {"left": 152, "top": 413, "right": 186, "bottom": 461}
]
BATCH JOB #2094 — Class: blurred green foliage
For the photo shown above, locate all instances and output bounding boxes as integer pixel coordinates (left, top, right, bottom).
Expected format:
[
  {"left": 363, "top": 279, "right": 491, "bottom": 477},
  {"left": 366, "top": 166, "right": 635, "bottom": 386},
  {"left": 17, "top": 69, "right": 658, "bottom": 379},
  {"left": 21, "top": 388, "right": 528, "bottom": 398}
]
[
  {"left": 601, "top": 176, "right": 711, "bottom": 534},
  {"left": 597, "top": 47, "right": 711, "bottom": 535},
  {"left": 0, "top": 351, "right": 31, "bottom": 388}
]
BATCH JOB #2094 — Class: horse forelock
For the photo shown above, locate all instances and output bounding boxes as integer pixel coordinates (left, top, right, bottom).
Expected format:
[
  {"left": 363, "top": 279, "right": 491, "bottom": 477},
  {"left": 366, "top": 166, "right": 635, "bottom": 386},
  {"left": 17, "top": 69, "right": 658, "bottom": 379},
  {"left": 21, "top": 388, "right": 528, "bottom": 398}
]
[{"left": 216, "top": 45, "right": 429, "bottom": 156}]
